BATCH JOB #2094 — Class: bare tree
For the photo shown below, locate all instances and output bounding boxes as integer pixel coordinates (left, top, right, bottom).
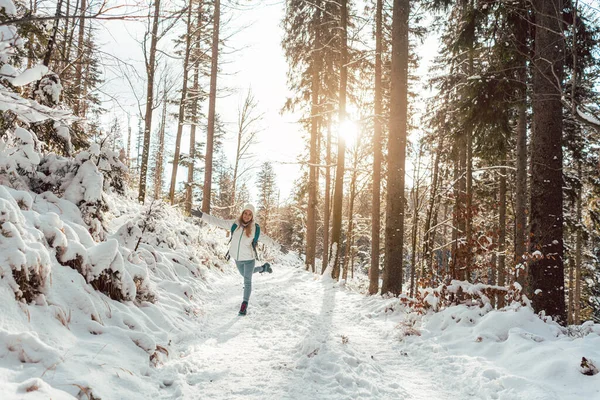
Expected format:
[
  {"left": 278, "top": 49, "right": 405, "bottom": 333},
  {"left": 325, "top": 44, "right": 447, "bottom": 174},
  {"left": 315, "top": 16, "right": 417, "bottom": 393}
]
[{"left": 232, "top": 88, "right": 263, "bottom": 215}]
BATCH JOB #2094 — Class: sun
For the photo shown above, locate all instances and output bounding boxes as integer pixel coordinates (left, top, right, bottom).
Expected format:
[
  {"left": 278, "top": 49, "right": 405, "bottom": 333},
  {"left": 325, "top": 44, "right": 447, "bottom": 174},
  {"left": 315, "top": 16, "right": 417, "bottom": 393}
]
[{"left": 339, "top": 119, "right": 359, "bottom": 147}]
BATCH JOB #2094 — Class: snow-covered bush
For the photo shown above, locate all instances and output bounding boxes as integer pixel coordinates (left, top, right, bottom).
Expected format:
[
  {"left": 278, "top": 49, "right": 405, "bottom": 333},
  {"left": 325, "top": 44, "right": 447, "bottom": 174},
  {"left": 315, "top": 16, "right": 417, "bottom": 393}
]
[
  {"left": 400, "top": 279, "right": 526, "bottom": 315},
  {"left": 0, "top": 186, "right": 51, "bottom": 302},
  {"left": 0, "top": 126, "right": 43, "bottom": 189},
  {"left": 33, "top": 72, "right": 62, "bottom": 107}
]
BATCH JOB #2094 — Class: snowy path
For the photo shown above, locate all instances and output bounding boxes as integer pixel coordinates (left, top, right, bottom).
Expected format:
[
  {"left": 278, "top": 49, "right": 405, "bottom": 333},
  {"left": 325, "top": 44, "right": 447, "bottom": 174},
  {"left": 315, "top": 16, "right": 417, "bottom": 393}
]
[{"left": 153, "top": 265, "right": 557, "bottom": 400}]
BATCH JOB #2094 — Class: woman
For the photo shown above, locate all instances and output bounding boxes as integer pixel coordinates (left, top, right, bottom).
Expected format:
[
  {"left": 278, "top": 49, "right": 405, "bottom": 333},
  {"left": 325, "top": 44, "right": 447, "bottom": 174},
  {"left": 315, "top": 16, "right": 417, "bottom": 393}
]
[{"left": 192, "top": 204, "right": 273, "bottom": 316}]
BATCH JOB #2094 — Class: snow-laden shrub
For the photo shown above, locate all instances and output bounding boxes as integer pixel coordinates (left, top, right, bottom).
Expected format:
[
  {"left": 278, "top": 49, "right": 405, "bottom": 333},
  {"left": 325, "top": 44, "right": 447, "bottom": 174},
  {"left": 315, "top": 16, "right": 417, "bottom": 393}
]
[
  {"left": 33, "top": 72, "right": 62, "bottom": 107},
  {"left": 57, "top": 238, "right": 138, "bottom": 302},
  {"left": 401, "top": 279, "right": 526, "bottom": 314},
  {"left": 114, "top": 202, "right": 183, "bottom": 251},
  {"left": 0, "top": 126, "right": 43, "bottom": 189},
  {"left": 33, "top": 145, "right": 124, "bottom": 241},
  {"left": 0, "top": 186, "right": 51, "bottom": 302}
]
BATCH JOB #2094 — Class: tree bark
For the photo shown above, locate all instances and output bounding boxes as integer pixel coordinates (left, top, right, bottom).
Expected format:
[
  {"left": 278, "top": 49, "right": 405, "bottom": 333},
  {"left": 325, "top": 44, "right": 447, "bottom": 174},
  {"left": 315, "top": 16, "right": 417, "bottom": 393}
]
[
  {"left": 422, "top": 136, "right": 443, "bottom": 283},
  {"left": 330, "top": 0, "right": 348, "bottom": 280},
  {"left": 514, "top": 3, "right": 529, "bottom": 290},
  {"left": 202, "top": 0, "right": 221, "bottom": 213},
  {"left": 322, "top": 117, "right": 332, "bottom": 274},
  {"left": 498, "top": 161, "right": 507, "bottom": 307},
  {"left": 138, "top": 0, "right": 161, "bottom": 203},
  {"left": 306, "top": 1, "right": 321, "bottom": 272},
  {"left": 369, "top": 0, "right": 383, "bottom": 294},
  {"left": 185, "top": 0, "right": 204, "bottom": 215},
  {"left": 342, "top": 158, "right": 358, "bottom": 280},
  {"left": 42, "top": 0, "right": 63, "bottom": 68},
  {"left": 382, "top": 0, "right": 409, "bottom": 295},
  {"left": 574, "top": 162, "right": 582, "bottom": 324},
  {"left": 72, "top": 0, "right": 85, "bottom": 116},
  {"left": 168, "top": 2, "right": 193, "bottom": 204},
  {"left": 154, "top": 85, "right": 167, "bottom": 200},
  {"left": 529, "top": 0, "right": 566, "bottom": 323}
]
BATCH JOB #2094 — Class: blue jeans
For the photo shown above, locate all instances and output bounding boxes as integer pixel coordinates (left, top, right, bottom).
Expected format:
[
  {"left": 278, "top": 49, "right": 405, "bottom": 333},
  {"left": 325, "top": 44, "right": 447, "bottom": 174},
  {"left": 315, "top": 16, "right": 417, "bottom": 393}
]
[{"left": 235, "top": 260, "right": 263, "bottom": 302}]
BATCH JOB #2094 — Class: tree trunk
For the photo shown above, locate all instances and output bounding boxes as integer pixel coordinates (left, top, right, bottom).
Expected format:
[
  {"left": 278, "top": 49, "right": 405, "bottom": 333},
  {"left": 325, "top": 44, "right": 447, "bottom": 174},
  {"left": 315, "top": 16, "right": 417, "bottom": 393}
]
[
  {"left": 514, "top": 4, "right": 529, "bottom": 290},
  {"left": 185, "top": 1, "right": 204, "bottom": 215},
  {"left": 169, "top": 3, "right": 193, "bottom": 205},
  {"left": 369, "top": 0, "right": 383, "bottom": 294},
  {"left": 574, "top": 162, "right": 582, "bottom": 324},
  {"left": 61, "top": 0, "right": 70, "bottom": 71},
  {"left": 342, "top": 161, "right": 358, "bottom": 280},
  {"left": 529, "top": 0, "right": 566, "bottom": 323},
  {"left": 422, "top": 137, "right": 443, "bottom": 284},
  {"left": 154, "top": 87, "right": 167, "bottom": 200},
  {"left": 382, "top": 0, "right": 409, "bottom": 295},
  {"left": 409, "top": 186, "right": 418, "bottom": 297},
  {"left": 42, "top": 0, "right": 63, "bottom": 68},
  {"left": 138, "top": 0, "right": 161, "bottom": 203},
  {"left": 330, "top": 0, "right": 348, "bottom": 280},
  {"left": 202, "top": 0, "right": 221, "bottom": 213},
  {"left": 72, "top": 0, "right": 85, "bottom": 116},
  {"left": 322, "top": 117, "right": 332, "bottom": 274},
  {"left": 306, "top": 2, "right": 321, "bottom": 272},
  {"left": 410, "top": 145, "right": 422, "bottom": 297},
  {"left": 126, "top": 115, "right": 132, "bottom": 170},
  {"left": 568, "top": 238, "right": 574, "bottom": 324},
  {"left": 498, "top": 162, "right": 507, "bottom": 307}
]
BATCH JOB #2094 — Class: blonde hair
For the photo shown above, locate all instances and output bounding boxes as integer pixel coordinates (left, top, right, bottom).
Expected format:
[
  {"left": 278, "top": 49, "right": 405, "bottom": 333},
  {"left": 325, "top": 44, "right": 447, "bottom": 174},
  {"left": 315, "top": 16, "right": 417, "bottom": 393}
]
[{"left": 238, "top": 211, "right": 254, "bottom": 237}]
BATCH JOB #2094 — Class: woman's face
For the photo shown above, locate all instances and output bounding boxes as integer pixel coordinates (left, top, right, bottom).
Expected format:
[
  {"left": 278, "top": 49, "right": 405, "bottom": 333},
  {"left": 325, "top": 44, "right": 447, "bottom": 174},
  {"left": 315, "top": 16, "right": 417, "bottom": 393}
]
[{"left": 242, "top": 210, "right": 253, "bottom": 223}]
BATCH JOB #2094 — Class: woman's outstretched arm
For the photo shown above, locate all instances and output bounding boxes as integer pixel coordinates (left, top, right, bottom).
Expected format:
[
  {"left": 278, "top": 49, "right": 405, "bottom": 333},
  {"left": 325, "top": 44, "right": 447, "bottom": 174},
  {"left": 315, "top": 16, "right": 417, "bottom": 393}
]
[{"left": 192, "top": 209, "right": 235, "bottom": 231}]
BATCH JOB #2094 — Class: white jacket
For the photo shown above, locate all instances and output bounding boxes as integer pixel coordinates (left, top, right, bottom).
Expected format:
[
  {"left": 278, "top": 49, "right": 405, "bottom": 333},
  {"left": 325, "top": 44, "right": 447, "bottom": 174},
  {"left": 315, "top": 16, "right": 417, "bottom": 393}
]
[{"left": 201, "top": 213, "right": 272, "bottom": 261}]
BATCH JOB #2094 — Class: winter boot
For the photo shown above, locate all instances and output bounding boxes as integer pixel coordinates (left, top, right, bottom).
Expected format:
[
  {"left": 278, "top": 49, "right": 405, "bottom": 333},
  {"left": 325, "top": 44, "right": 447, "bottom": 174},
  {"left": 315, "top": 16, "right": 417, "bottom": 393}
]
[
  {"left": 260, "top": 263, "right": 272, "bottom": 274},
  {"left": 239, "top": 301, "right": 248, "bottom": 316}
]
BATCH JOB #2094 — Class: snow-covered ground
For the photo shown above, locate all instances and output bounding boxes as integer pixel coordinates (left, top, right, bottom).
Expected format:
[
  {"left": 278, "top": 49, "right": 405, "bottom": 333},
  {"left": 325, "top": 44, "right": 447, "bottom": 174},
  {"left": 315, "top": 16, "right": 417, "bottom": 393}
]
[
  {"left": 154, "top": 266, "right": 600, "bottom": 400},
  {"left": 0, "top": 190, "right": 599, "bottom": 399}
]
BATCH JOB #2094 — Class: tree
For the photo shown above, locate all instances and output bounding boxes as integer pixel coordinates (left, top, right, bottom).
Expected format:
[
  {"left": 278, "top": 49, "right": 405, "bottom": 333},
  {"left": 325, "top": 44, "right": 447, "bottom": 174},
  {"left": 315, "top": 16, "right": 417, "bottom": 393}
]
[
  {"left": 305, "top": 0, "right": 322, "bottom": 273},
  {"left": 185, "top": 0, "right": 210, "bottom": 214},
  {"left": 138, "top": 0, "right": 161, "bottom": 203},
  {"left": 369, "top": 0, "right": 384, "bottom": 294},
  {"left": 257, "top": 161, "right": 278, "bottom": 234},
  {"left": 201, "top": 0, "right": 220, "bottom": 213},
  {"left": 232, "top": 88, "right": 262, "bottom": 215},
  {"left": 529, "top": 0, "right": 566, "bottom": 323},
  {"left": 330, "top": 0, "right": 349, "bottom": 280},
  {"left": 169, "top": 0, "right": 194, "bottom": 205},
  {"left": 381, "top": 0, "right": 409, "bottom": 296}
]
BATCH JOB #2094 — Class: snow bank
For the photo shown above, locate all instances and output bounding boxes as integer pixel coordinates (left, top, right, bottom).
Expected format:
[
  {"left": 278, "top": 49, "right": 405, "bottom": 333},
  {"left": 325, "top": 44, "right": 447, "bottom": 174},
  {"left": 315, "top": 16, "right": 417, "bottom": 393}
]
[
  {"left": 374, "top": 293, "right": 600, "bottom": 399},
  {"left": 0, "top": 185, "right": 237, "bottom": 399}
]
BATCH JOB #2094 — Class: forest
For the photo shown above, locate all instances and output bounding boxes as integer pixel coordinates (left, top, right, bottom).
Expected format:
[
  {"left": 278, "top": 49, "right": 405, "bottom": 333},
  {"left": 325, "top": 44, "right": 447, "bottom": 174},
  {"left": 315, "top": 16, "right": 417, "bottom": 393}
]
[{"left": 1, "top": 0, "right": 599, "bottom": 329}]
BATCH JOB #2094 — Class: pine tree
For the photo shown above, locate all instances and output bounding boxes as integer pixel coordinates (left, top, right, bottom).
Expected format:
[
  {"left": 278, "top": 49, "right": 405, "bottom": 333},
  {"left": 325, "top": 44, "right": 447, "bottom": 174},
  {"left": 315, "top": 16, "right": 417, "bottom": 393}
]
[
  {"left": 381, "top": 0, "right": 410, "bottom": 296},
  {"left": 529, "top": 0, "right": 566, "bottom": 323},
  {"left": 257, "top": 162, "right": 278, "bottom": 234}
]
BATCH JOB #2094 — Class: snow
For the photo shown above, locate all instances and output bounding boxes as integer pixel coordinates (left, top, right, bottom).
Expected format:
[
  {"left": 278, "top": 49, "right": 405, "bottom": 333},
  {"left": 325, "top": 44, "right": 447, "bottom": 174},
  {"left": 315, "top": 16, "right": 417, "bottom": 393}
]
[
  {"left": 9, "top": 65, "right": 49, "bottom": 87},
  {"left": 0, "top": 187, "right": 598, "bottom": 399}
]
